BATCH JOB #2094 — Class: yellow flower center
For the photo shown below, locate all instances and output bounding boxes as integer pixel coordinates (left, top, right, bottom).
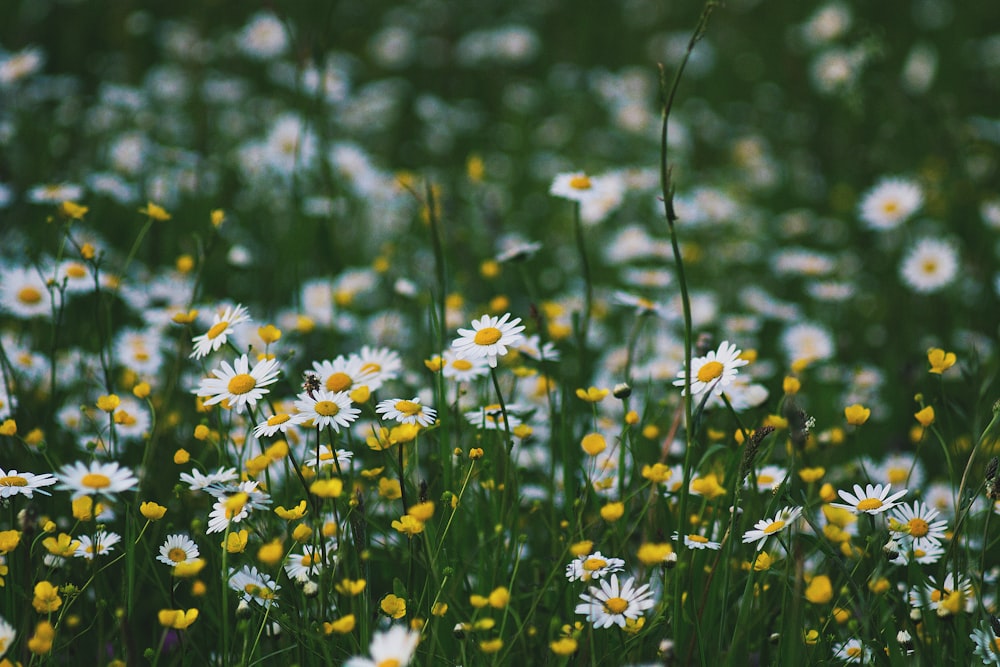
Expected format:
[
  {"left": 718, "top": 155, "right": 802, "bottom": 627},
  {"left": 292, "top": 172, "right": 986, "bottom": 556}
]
[
  {"left": 887, "top": 467, "right": 907, "bottom": 484},
  {"left": 847, "top": 646, "right": 862, "bottom": 658},
  {"left": 603, "top": 596, "right": 628, "bottom": 614},
  {"left": 583, "top": 558, "right": 608, "bottom": 571},
  {"left": 569, "top": 175, "right": 592, "bottom": 190},
  {"left": 314, "top": 400, "right": 340, "bottom": 417},
  {"left": 696, "top": 360, "right": 724, "bottom": 383},
  {"left": 168, "top": 547, "right": 188, "bottom": 563},
  {"left": 881, "top": 201, "right": 899, "bottom": 215},
  {"left": 66, "top": 263, "right": 87, "bottom": 279},
  {"left": 395, "top": 400, "right": 421, "bottom": 415},
  {"left": 377, "top": 660, "right": 400, "bottom": 667},
  {"left": 227, "top": 373, "right": 256, "bottom": 395},
  {"left": 301, "top": 553, "right": 315, "bottom": 567},
  {"left": 81, "top": 473, "right": 111, "bottom": 489},
  {"left": 757, "top": 474, "right": 774, "bottom": 486},
  {"left": 763, "top": 520, "right": 786, "bottom": 535},
  {"left": 360, "top": 362, "right": 381, "bottom": 374},
  {"left": 0, "top": 475, "right": 28, "bottom": 488},
  {"left": 326, "top": 372, "right": 352, "bottom": 392},
  {"left": 18, "top": 286, "right": 42, "bottom": 304},
  {"left": 688, "top": 534, "right": 708, "bottom": 543},
  {"left": 207, "top": 321, "right": 229, "bottom": 339},
  {"left": 267, "top": 414, "right": 290, "bottom": 426},
  {"left": 474, "top": 327, "right": 502, "bottom": 346},
  {"left": 856, "top": 498, "right": 883, "bottom": 512},
  {"left": 452, "top": 359, "right": 473, "bottom": 371},
  {"left": 908, "top": 517, "right": 930, "bottom": 538}
]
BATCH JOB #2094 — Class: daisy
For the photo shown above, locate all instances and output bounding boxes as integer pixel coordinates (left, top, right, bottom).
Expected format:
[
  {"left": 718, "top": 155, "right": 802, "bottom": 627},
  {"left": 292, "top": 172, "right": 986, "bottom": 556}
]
[
  {"left": 831, "top": 638, "right": 871, "bottom": 664},
  {"left": 516, "top": 334, "right": 561, "bottom": 362},
  {"left": 440, "top": 349, "right": 491, "bottom": 381},
  {"left": 780, "top": 322, "right": 835, "bottom": 365},
  {"left": 0, "top": 468, "right": 57, "bottom": 499},
  {"left": 889, "top": 501, "right": 947, "bottom": 547},
  {"left": 909, "top": 573, "right": 975, "bottom": 614},
  {"left": 253, "top": 412, "right": 296, "bottom": 439},
  {"left": 747, "top": 465, "right": 788, "bottom": 492},
  {"left": 238, "top": 11, "right": 288, "bottom": 60},
  {"left": 291, "top": 388, "right": 360, "bottom": 431},
  {"left": 75, "top": 531, "right": 121, "bottom": 560},
  {"left": 56, "top": 461, "right": 138, "bottom": 501},
  {"left": 0, "top": 615, "right": 14, "bottom": 658},
  {"left": 889, "top": 539, "right": 945, "bottom": 566},
  {"left": 311, "top": 355, "right": 378, "bottom": 393},
  {"left": 0, "top": 266, "right": 56, "bottom": 319},
  {"left": 179, "top": 467, "right": 239, "bottom": 493},
  {"left": 832, "top": 483, "right": 907, "bottom": 515},
  {"left": 228, "top": 565, "right": 280, "bottom": 608},
  {"left": 303, "top": 445, "right": 353, "bottom": 469},
  {"left": 574, "top": 574, "right": 656, "bottom": 629},
  {"left": 550, "top": 171, "right": 601, "bottom": 204},
  {"left": 355, "top": 346, "right": 403, "bottom": 390},
  {"left": 376, "top": 397, "right": 437, "bottom": 427},
  {"left": 157, "top": 534, "right": 200, "bottom": 567},
  {"left": 190, "top": 304, "right": 251, "bottom": 359},
  {"left": 858, "top": 177, "right": 923, "bottom": 231},
  {"left": 679, "top": 533, "right": 722, "bottom": 550},
  {"left": 207, "top": 495, "right": 251, "bottom": 534},
  {"left": 464, "top": 404, "right": 523, "bottom": 430},
  {"left": 206, "top": 480, "right": 272, "bottom": 510},
  {"left": 452, "top": 313, "right": 526, "bottom": 368},
  {"left": 970, "top": 621, "right": 1000, "bottom": 665},
  {"left": 283, "top": 545, "right": 330, "bottom": 582},
  {"left": 195, "top": 354, "right": 281, "bottom": 414},
  {"left": 565, "top": 552, "right": 626, "bottom": 582},
  {"left": 672, "top": 340, "right": 749, "bottom": 397},
  {"left": 26, "top": 182, "right": 83, "bottom": 203},
  {"left": 899, "top": 237, "right": 959, "bottom": 294},
  {"left": 742, "top": 506, "right": 802, "bottom": 550},
  {"left": 344, "top": 625, "right": 420, "bottom": 667}
]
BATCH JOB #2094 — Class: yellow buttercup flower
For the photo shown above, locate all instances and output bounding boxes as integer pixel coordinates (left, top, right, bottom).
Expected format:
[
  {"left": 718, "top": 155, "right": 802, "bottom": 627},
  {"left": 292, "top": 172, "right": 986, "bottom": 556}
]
[
  {"left": 927, "top": 348, "right": 956, "bottom": 374},
  {"left": 139, "top": 201, "right": 171, "bottom": 221},
  {"left": 844, "top": 404, "right": 870, "bottom": 426}
]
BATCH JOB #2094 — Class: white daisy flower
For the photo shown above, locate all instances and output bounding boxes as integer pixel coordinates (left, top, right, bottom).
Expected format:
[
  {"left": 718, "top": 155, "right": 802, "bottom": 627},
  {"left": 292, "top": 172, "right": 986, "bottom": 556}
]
[
  {"left": 253, "top": 412, "right": 296, "bottom": 439},
  {"left": 574, "top": 574, "right": 655, "bottom": 629},
  {"left": 831, "top": 639, "right": 871, "bottom": 664},
  {"left": 0, "top": 468, "right": 57, "bottom": 499},
  {"left": 747, "top": 465, "right": 787, "bottom": 492},
  {"left": 452, "top": 313, "right": 526, "bottom": 368},
  {"left": 375, "top": 397, "right": 437, "bottom": 427},
  {"left": 179, "top": 467, "right": 239, "bottom": 493},
  {"left": 742, "top": 506, "right": 802, "bottom": 550},
  {"left": 440, "top": 349, "right": 491, "bottom": 382},
  {"left": 303, "top": 445, "right": 353, "bottom": 469},
  {"left": 75, "top": 530, "right": 121, "bottom": 560},
  {"left": 56, "top": 461, "right": 138, "bottom": 501},
  {"left": 157, "top": 534, "right": 200, "bottom": 567},
  {"left": 909, "top": 573, "right": 975, "bottom": 614},
  {"left": 831, "top": 483, "right": 907, "bottom": 515},
  {"left": 858, "top": 177, "right": 923, "bottom": 230},
  {"left": 291, "top": 388, "right": 360, "bottom": 432},
  {"left": 0, "top": 614, "right": 14, "bottom": 659},
  {"left": 238, "top": 12, "right": 288, "bottom": 60},
  {"left": 672, "top": 340, "right": 749, "bottom": 397},
  {"left": 283, "top": 545, "right": 330, "bottom": 582},
  {"left": 680, "top": 533, "right": 722, "bottom": 550},
  {"left": 889, "top": 501, "right": 947, "bottom": 547},
  {"left": 889, "top": 539, "right": 945, "bottom": 566},
  {"left": 311, "top": 355, "right": 378, "bottom": 394},
  {"left": 344, "top": 625, "right": 420, "bottom": 667},
  {"left": 26, "top": 182, "right": 83, "bottom": 203},
  {"left": 228, "top": 565, "right": 280, "bottom": 608},
  {"left": 970, "top": 621, "right": 1000, "bottom": 665},
  {"left": 515, "top": 334, "right": 560, "bottom": 362},
  {"left": 565, "top": 552, "right": 626, "bottom": 582},
  {"left": 464, "top": 404, "right": 524, "bottom": 430},
  {"left": 899, "top": 237, "right": 959, "bottom": 294},
  {"left": 550, "top": 171, "right": 601, "bottom": 203},
  {"left": 190, "top": 303, "right": 252, "bottom": 359},
  {"left": 0, "top": 266, "right": 57, "bottom": 319},
  {"left": 355, "top": 346, "right": 403, "bottom": 390},
  {"left": 207, "top": 495, "right": 251, "bottom": 534},
  {"left": 195, "top": 354, "right": 281, "bottom": 414}
]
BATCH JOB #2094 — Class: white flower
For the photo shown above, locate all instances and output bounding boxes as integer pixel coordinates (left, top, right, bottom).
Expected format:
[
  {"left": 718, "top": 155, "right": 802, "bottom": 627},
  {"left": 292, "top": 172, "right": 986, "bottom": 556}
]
[
  {"left": 0, "top": 266, "right": 57, "bottom": 319},
  {"left": 899, "top": 237, "right": 959, "bottom": 293},
  {"left": 238, "top": 12, "right": 288, "bottom": 60},
  {"left": 831, "top": 639, "right": 871, "bottom": 663},
  {"left": 75, "top": 531, "right": 121, "bottom": 560},
  {"left": 780, "top": 322, "right": 835, "bottom": 365},
  {"left": 574, "top": 574, "right": 655, "bottom": 629},
  {"left": 970, "top": 621, "right": 1000, "bottom": 665},
  {"left": 452, "top": 313, "right": 525, "bottom": 368},
  {"left": 195, "top": 354, "right": 281, "bottom": 414},
  {"left": 190, "top": 304, "right": 251, "bottom": 359},
  {"left": 283, "top": 545, "right": 330, "bottom": 581},
  {"left": 291, "top": 389, "right": 360, "bottom": 432},
  {"left": 680, "top": 533, "right": 721, "bottom": 550},
  {"left": 565, "top": 552, "right": 625, "bottom": 582},
  {"left": 742, "top": 506, "right": 802, "bottom": 550},
  {"left": 376, "top": 397, "right": 437, "bottom": 427},
  {"left": 56, "top": 461, "right": 138, "bottom": 501},
  {"left": 0, "top": 468, "right": 57, "bottom": 499},
  {"left": 228, "top": 565, "right": 280, "bottom": 608},
  {"left": 0, "top": 614, "right": 15, "bottom": 659},
  {"left": 253, "top": 412, "right": 296, "bottom": 439},
  {"left": 858, "top": 177, "right": 923, "bottom": 230},
  {"left": 157, "top": 534, "right": 200, "bottom": 567},
  {"left": 344, "top": 625, "right": 420, "bottom": 667},
  {"left": 440, "top": 349, "right": 491, "bottom": 381},
  {"left": 672, "top": 340, "right": 749, "bottom": 397},
  {"left": 831, "top": 483, "right": 907, "bottom": 515},
  {"left": 179, "top": 467, "right": 238, "bottom": 492},
  {"left": 889, "top": 501, "right": 947, "bottom": 548}
]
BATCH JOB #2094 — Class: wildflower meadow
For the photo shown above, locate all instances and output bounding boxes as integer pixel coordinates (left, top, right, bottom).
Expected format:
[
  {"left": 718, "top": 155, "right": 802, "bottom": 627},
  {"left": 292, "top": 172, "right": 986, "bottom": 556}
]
[{"left": 3, "top": 1, "right": 1000, "bottom": 665}]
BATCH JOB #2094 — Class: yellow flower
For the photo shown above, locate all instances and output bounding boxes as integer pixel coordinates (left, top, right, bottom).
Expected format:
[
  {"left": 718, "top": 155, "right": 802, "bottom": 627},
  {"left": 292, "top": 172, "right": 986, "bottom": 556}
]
[
  {"left": 172, "top": 559, "right": 207, "bottom": 578},
  {"left": 391, "top": 515, "right": 425, "bottom": 537},
  {"left": 0, "top": 530, "right": 21, "bottom": 554},
  {"left": 803, "top": 629, "right": 819, "bottom": 646},
  {"left": 798, "top": 467, "right": 825, "bottom": 483},
  {"left": 174, "top": 448, "right": 191, "bottom": 464},
  {"left": 804, "top": 575, "right": 833, "bottom": 604},
  {"left": 377, "top": 477, "right": 401, "bottom": 500},
  {"left": 258, "top": 324, "right": 282, "bottom": 344},
  {"left": 407, "top": 501, "right": 435, "bottom": 521},
  {"left": 424, "top": 356, "right": 445, "bottom": 372},
  {"left": 335, "top": 578, "right": 367, "bottom": 596},
  {"left": 580, "top": 432, "right": 606, "bottom": 456},
  {"left": 32, "top": 580, "right": 62, "bottom": 613},
  {"left": 28, "top": 620, "right": 55, "bottom": 655},
  {"left": 0, "top": 419, "right": 15, "bottom": 436},
  {"left": 488, "top": 586, "right": 510, "bottom": 609},
  {"left": 550, "top": 637, "right": 578, "bottom": 655},
  {"left": 636, "top": 542, "right": 673, "bottom": 566},
  {"left": 139, "top": 201, "right": 171, "bottom": 221},
  {"left": 431, "top": 602, "right": 448, "bottom": 616},
  {"left": 380, "top": 594, "right": 406, "bottom": 619},
  {"left": 310, "top": 478, "right": 344, "bottom": 499},
  {"left": 193, "top": 424, "right": 210, "bottom": 440},
  {"left": 479, "top": 638, "right": 503, "bottom": 653},
  {"left": 470, "top": 594, "right": 488, "bottom": 608},
  {"left": 158, "top": 608, "right": 199, "bottom": 630},
  {"left": 641, "top": 463, "right": 672, "bottom": 483},
  {"left": 172, "top": 309, "right": 199, "bottom": 324},
  {"left": 210, "top": 209, "right": 225, "bottom": 228},
  {"left": 96, "top": 394, "right": 120, "bottom": 412},
  {"left": 72, "top": 496, "right": 95, "bottom": 521},
  {"left": 43, "top": 533, "right": 80, "bottom": 557},
  {"left": 690, "top": 473, "right": 726, "bottom": 499},
  {"left": 275, "top": 500, "right": 308, "bottom": 520},
  {"left": 753, "top": 552, "right": 773, "bottom": 572},
  {"left": 914, "top": 406, "right": 935, "bottom": 427},
  {"left": 575, "top": 386, "right": 609, "bottom": 403},
  {"left": 600, "top": 501, "right": 625, "bottom": 522},
  {"left": 140, "top": 502, "right": 167, "bottom": 521},
  {"left": 927, "top": 348, "right": 956, "bottom": 374},
  {"left": 292, "top": 523, "right": 313, "bottom": 543},
  {"left": 257, "top": 538, "right": 284, "bottom": 566},
  {"left": 844, "top": 404, "right": 870, "bottom": 426},
  {"left": 322, "top": 615, "right": 356, "bottom": 635},
  {"left": 224, "top": 530, "right": 249, "bottom": 554},
  {"left": 58, "top": 200, "right": 89, "bottom": 219},
  {"left": 132, "top": 382, "right": 151, "bottom": 399},
  {"left": 782, "top": 376, "right": 801, "bottom": 394}
]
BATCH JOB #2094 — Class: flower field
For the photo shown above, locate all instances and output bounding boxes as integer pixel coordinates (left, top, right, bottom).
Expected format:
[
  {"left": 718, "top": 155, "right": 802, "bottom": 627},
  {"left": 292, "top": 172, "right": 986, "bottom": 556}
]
[{"left": 2, "top": 1, "right": 1000, "bottom": 665}]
